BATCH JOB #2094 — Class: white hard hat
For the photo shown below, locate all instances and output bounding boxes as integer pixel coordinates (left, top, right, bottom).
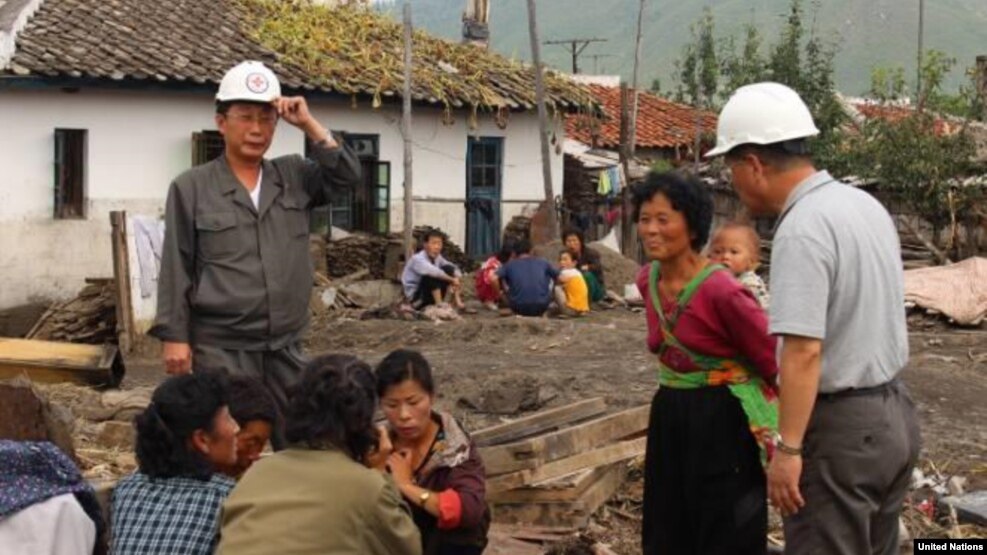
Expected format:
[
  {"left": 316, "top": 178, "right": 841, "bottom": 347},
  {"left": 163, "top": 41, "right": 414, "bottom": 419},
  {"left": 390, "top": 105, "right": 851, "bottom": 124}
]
[
  {"left": 216, "top": 61, "right": 282, "bottom": 103},
  {"left": 705, "top": 82, "right": 820, "bottom": 158}
]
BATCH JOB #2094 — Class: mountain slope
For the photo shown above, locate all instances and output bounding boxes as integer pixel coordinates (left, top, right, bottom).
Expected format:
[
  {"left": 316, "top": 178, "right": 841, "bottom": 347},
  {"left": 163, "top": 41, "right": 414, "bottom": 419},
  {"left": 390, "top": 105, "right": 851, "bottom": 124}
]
[{"left": 380, "top": 0, "right": 986, "bottom": 95}]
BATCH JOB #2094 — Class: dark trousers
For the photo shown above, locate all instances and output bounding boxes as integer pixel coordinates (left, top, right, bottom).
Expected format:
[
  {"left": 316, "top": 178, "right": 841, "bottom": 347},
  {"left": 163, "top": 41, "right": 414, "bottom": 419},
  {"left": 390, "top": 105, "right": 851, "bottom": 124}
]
[
  {"left": 642, "top": 386, "right": 767, "bottom": 555},
  {"left": 412, "top": 265, "right": 456, "bottom": 308},
  {"left": 783, "top": 379, "right": 921, "bottom": 555},
  {"left": 510, "top": 301, "right": 550, "bottom": 317},
  {"left": 192, "top": 342, "right": 309, "bottom": 450}
]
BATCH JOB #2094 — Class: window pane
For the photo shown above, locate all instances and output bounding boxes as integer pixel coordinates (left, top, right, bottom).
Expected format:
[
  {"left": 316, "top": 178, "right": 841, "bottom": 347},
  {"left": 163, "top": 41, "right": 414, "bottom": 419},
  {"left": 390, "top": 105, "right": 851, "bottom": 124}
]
[
  {"left": 377, "top": 163, "right": 390, "bottom": 186},
  {"left": 376, "top": 186, "right": 388, "bottom": 210}
]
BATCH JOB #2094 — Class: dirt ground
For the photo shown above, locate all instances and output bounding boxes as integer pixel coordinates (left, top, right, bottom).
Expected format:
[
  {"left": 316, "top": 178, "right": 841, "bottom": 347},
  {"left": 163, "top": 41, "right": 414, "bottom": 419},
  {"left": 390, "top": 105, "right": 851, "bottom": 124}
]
[{"left": 116, "top": 306, "right": 987, "bottom": 553}]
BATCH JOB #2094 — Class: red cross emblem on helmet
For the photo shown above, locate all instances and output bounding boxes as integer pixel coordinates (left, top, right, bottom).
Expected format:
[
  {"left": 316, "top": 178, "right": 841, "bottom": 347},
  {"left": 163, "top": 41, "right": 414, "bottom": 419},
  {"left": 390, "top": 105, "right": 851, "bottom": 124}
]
[{"left": 246, "top": 73, "right": 269, "bottom": 94}]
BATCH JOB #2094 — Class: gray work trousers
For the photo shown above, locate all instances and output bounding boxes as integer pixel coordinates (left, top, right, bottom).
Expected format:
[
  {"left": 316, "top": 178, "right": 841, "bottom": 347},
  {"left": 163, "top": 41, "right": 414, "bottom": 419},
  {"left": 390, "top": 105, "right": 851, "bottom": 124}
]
[
  {"left": 192, "top": 342, "right": 309, "bottom": 450},
  {"left": 784, "top": 379, "right": 921, "bottom": 555}
]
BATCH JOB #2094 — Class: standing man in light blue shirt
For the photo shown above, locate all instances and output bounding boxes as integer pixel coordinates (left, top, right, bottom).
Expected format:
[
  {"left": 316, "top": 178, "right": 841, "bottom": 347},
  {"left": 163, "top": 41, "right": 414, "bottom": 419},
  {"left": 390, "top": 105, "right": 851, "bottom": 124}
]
[{"left": 706, "top": 82, "right": 920, "bottom": 555}]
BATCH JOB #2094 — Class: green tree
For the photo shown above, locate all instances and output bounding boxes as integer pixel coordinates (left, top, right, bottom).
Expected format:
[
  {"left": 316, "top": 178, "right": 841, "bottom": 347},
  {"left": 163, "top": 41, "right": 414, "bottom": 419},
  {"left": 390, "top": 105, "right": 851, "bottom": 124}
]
[
  {"left": 674, "top": 7, "right": 718, "bottom": 108},
  {"left": 843, "top": 55, "right": 981, "bottom": 259},
  {"left": 720, "top": 24, "right": 766, "bottom": 102}
]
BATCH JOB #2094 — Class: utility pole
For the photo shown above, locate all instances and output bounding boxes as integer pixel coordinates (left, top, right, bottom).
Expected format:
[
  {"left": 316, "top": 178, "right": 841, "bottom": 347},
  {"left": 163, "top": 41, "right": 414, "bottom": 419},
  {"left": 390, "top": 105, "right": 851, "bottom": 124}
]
[
  {"left": 527, "top": 0, "right": 559, "bottom": 241},
  {"left": 544, "top": 38, "right": 607, "bottom": 74},
  {"left": 917, "top": 0, "right": 925, "bottom": 107},
  {"left": 587, "top": 54, "right": 615, "bottom": 74},
  {"left": 402, "top": 2, "right": 414, "bottom": 260},
  {"left": 621, "top": 0, "right": 646, "bottom": 258}
]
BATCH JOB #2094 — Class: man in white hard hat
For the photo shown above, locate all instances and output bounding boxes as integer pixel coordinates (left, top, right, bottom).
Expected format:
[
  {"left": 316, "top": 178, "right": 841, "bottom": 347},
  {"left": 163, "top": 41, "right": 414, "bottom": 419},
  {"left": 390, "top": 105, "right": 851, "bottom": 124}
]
[
  {"left": 706, "top": 82, "right": 920, "bottom": 555},
  {"left": 150, "top": 61, "right": 361, "bottom": 447}
]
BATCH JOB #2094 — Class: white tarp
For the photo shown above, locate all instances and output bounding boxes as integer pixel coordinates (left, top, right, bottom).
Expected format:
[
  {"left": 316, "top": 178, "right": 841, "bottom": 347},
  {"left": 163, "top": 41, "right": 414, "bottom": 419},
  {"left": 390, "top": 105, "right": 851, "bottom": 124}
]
[{"left": 904, "top": 257, "right": 987, "bottom": 325}]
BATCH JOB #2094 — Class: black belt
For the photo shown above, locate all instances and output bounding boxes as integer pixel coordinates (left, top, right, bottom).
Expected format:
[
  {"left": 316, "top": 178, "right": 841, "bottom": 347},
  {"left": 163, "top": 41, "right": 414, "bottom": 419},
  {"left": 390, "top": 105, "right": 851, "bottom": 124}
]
[{"left": 817, "top": 378, "right": 898, "bottom": 401}]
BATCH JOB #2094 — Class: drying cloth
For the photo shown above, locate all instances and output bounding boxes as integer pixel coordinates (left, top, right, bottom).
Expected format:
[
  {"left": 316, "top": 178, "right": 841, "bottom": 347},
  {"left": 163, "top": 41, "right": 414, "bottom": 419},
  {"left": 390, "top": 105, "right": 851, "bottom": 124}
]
[{"left": 132, "top": 215, "right": 165, "bottom": 298}]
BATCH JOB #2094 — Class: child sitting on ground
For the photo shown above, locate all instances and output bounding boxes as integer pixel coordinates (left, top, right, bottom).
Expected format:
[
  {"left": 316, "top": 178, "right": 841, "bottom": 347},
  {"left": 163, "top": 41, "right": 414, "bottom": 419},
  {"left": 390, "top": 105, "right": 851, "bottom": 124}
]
[
  {"left": 554, "top": 250, "right": 590, "bottom": 316},
  {"left": 475, "top": 241, "right": 514, "bottom": 311},
  {"left": 708, "top": 222, "right": 770, "bottom": 309}
]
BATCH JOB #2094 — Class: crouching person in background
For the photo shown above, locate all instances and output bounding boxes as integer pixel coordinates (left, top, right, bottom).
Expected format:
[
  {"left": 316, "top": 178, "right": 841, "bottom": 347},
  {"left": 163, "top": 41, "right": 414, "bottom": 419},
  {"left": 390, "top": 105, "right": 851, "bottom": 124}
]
[
  {"left": 218, "top": 354, "right": 422, "bottom": 555},
  {"left": 111, "top": 373, "right": 239, "bottom": 555},
  {"left": 377, "top": 349, "right": 490, "bottom": 555}
]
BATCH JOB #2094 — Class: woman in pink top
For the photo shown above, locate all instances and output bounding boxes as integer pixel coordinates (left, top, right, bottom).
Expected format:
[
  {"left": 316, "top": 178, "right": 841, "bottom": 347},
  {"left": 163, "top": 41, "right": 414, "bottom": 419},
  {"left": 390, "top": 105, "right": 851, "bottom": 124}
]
[{"left": 633, "top": 171, "right": 779, "bottom": 555}]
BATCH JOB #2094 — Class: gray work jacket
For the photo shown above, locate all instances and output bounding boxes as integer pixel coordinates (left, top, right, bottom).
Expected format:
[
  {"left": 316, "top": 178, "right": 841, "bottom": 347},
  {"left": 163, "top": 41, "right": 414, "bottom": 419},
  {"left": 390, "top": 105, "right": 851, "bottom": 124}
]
[{"left": 149, "top": 137, "right": 361, "bottom": 350}]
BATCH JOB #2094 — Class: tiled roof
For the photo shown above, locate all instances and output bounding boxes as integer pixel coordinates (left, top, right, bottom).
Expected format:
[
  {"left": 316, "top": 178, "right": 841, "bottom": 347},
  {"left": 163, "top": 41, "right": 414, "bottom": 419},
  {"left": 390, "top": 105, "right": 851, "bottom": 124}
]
[
  {"left": 565, "top": 84, "right": 718, "bottom": 150},
  {"left": 852, "top": 102, "right": 957, "bottom": 137},
  {"left": 3, "top": 0, "right": 596, "bottom": 112}
]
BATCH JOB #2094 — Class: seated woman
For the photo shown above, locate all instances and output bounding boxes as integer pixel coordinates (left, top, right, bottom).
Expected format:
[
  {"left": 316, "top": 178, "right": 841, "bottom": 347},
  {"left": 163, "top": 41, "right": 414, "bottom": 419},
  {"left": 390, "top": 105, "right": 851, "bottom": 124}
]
[
  {"left": 562, "top": 227, "right": 606, "bottom": 302},
  {"left": 633, "top": 171, "right": 779, "bottom": 555},
  {"left": 111, "top": 373, "right": 239, "bottom": 555},
  {"left": 218, "top": 354, "right": 421, "bottom": 555},
  {"left": 376, "top": 349, "right": 489, "bottom": 555},
  {"left": 0, "top": 440, "right": 104, "bottom": 555}
]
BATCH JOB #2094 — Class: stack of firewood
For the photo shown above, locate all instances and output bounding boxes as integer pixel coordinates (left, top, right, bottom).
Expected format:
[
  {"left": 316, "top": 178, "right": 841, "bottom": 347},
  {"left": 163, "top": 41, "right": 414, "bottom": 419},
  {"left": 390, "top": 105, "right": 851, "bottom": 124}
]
[{"left": 28, "top": 280, "right": 117, "bottom": 344}]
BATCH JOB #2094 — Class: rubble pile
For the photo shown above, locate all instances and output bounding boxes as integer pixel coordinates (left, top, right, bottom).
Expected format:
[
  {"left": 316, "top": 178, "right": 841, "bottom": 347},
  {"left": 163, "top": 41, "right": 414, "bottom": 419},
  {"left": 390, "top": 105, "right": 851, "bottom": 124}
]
[{"left": 28, "top": 281, "right": 117, "bottom": 344}]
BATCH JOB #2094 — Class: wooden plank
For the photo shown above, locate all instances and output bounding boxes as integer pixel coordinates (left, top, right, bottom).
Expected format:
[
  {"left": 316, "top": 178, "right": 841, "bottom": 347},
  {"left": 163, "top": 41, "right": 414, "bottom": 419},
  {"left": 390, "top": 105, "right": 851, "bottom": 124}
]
[
  {"left": 488, "top": 466, "right": 605, "bottom": 504},
  {"left": 480, "top": 404, "right": 650, "bottom": 476},
  {"left": 110, "top": 211, "right": 135, "bottom": 353},
  {"left": 473, "top": 398, "right": 608, "bottom": 447},
  {"left": 0, "top": 338, "right": 124, "bottom": 387},
  {"left": 487, "top": 437, "right": 646, "bottom": 494},
  {"left": 491, "top": 463, "right": 626, "bottom": 529}
]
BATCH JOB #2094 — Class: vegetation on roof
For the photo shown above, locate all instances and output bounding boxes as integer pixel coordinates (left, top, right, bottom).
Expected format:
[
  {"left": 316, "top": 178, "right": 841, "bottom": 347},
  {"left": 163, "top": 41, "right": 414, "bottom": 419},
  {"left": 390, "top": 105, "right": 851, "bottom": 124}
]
[{"left": 235, "top": 0, "right": 597, "bottom": 115}]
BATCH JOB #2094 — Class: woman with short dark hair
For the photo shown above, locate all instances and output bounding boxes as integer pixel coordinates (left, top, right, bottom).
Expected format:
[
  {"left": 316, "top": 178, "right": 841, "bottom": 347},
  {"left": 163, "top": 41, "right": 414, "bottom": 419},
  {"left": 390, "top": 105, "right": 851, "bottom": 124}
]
[
  {"left": 633, "top": 171, "right": 779, "bottom": 555},
  {"left": 111, "top": 373, "right": 239, "bottom": 555},
  {"left": 376, "top": 349, "right": 489, "bottom": 555},
  {"left": 218, "top": 354, "right": 421, "bottom": 555},
  {"left": 562, "top": 227, "right": 605, "bottom": 302}
]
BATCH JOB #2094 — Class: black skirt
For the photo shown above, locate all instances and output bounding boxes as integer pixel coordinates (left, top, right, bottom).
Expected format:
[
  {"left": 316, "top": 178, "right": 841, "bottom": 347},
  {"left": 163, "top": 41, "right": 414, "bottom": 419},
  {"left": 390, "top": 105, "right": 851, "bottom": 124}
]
[{"left": 642, "top": 385, "right": 767, "bottom": 555}]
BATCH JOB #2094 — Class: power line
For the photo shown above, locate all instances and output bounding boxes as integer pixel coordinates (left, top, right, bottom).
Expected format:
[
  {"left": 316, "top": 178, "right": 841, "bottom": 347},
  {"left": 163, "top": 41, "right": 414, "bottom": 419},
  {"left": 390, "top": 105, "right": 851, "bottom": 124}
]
[{"left": 543, "top": 37, "right": 608, "bottom": 74}]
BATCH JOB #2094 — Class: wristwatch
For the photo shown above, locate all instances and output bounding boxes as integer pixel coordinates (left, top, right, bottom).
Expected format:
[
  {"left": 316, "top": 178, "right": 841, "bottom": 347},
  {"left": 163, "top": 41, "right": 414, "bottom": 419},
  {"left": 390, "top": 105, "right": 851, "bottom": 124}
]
[
  {"left": 773, "top": 433, "right": 803, "bottom": 456},
  {"left": 418, "top": 491, "right": 431, "bottom": 506}
]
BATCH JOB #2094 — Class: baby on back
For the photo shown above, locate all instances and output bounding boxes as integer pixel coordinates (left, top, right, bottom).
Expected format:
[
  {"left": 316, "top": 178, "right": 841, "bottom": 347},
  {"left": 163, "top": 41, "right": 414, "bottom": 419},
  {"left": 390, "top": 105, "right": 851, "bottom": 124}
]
[{"left": 708, "top": 222, "right": 770, "bottom": 309}]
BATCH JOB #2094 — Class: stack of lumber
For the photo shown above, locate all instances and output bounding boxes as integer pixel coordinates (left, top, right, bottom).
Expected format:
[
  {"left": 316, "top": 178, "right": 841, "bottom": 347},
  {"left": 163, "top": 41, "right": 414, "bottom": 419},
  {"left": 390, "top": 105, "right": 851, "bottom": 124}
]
[
  {"left": 474, "top": 398, "right": 649, "bottom": 529},
  {"left": 27, "top": 280, "right": 117, "bottom": 344},
  {"left": 326, "top": 234, "right": 390, "bottom": 278}
]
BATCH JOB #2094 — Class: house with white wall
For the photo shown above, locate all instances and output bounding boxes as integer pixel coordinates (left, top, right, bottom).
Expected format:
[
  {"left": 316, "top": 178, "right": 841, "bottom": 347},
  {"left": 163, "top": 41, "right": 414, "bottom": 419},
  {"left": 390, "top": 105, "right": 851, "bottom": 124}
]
[{"left": 0, "top": 0, "right": 595, "bottom": 310}]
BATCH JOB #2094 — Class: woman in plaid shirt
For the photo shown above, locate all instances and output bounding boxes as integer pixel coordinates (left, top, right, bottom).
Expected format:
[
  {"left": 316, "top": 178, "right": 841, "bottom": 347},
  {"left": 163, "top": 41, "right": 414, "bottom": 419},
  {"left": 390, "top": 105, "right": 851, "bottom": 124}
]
[{"left": 110, "top": 373, "right": 239, "bottom": 555}]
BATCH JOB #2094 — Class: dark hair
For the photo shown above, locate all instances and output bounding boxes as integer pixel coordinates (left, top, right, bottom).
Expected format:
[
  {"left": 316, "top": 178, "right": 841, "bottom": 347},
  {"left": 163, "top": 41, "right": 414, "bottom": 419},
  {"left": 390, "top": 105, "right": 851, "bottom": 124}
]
[
  {"left": 724, "top": 140, "right": 810, "bottom": 170},
  {"left": 631, "top": 171, "right": 713, "bottom": 251},
  {"left": 134, "top": 373, "right": 229, "bottom": 480},
  {"left": 561, "top": 227, "right": 585, "bottom": 250},
  {"left": 215, "top": 100, "right": 275, "bottom": 116},
  {"left": 228, "top": 376, "right": 278, "bottom": 427},
  {"left": 513, "top": 238, "right": 533, "bottom": 256},
  {"left": 423, "top": 228, "right": 446, "bottom": 244},
  {"left": 375, "top": 349, "right": 435, "bottom": 399},
  {"left": 284, "top": 354, "right": 378, "bottom": 461},
  {"left": 496, "top": 240, "right": 515, "bottom": 264},
  {"left": 215, "top": 100, "right": 233, "bottom": 116},
  {"left": 560, "top": 249, "right": 579, "bottom": 262}
]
